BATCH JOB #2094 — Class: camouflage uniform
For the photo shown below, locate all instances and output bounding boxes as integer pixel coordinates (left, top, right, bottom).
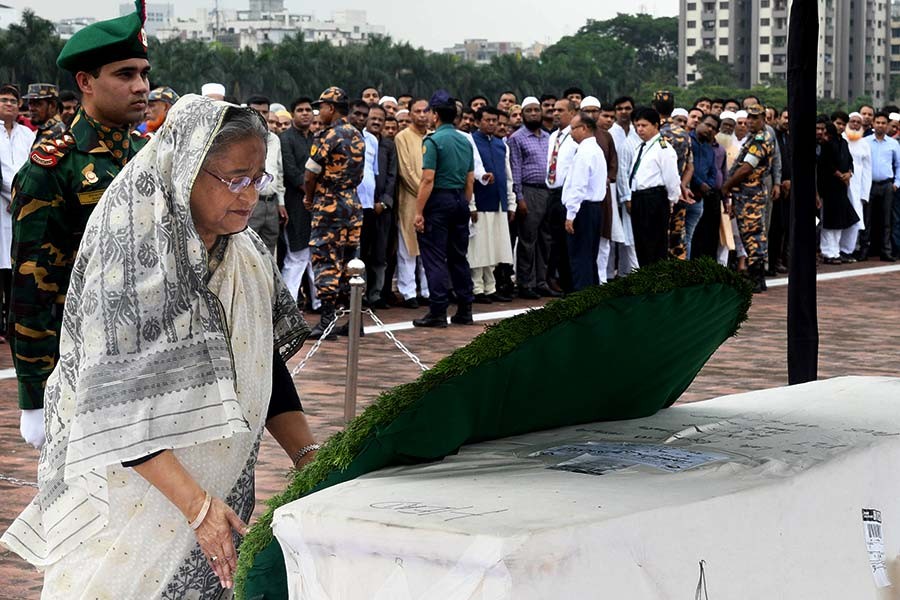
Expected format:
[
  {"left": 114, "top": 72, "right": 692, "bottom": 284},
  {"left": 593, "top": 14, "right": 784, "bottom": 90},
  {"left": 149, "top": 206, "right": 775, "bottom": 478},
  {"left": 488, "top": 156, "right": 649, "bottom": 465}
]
[
  {"left": 22, "top": 84, "right": 67, "bottom": 150},
  {"left": 306, "top": 116, "right": 365, "bottom": 302},
  {"left": 660, "top": 118, "right": 693, "bottom": 260},
  {"left": 9, "top": 108, "right": 146, "bottom": 409},
  {"left": 730, "top": 127, "right": 774, "bottom": 267},
  {"left": 32, "top": 114, "right": 67, "bottom": 150}
]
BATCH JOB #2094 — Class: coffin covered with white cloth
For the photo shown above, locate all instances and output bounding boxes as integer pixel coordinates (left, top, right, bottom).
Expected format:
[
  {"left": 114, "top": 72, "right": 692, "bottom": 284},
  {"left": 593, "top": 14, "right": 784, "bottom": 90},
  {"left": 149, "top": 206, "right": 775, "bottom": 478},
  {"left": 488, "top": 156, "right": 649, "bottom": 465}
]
[{"left": 274, "top": 377, "right": 900, "bottom": 599}]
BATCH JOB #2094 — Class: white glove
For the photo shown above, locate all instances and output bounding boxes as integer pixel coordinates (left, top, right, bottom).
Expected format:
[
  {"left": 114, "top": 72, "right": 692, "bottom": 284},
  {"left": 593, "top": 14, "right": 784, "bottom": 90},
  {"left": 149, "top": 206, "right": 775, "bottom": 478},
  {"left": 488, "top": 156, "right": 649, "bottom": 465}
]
[{"left": 20, "top": 408, "right": 45, "bottom": 449}]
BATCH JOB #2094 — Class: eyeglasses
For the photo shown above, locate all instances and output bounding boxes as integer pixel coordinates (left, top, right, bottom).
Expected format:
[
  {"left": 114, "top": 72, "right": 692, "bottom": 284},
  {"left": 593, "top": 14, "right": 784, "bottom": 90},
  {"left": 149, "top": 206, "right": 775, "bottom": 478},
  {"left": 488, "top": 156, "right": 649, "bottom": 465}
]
[
  {"left": 0, "top": 98, "right": 18, "bottom": 105},
  {"left": 203, "top": 168, "right": 273, "bottom": 193}
]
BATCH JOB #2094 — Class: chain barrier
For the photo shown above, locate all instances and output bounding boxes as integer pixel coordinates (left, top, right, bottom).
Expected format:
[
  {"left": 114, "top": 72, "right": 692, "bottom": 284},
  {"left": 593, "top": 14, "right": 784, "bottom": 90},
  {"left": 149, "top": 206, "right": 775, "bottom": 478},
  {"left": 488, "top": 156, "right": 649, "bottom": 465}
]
[
  {"left": 290, "top": 308, "right": 349, "bottom": 376},
  {"left": 0, "top": 473, "right": 38, "bottom": 488},
  {"left": 363, "top": 309, "right": 429, "bottom": 372},
  {"left": 290, "top": 307, "right": 429, "bottom": 375}
]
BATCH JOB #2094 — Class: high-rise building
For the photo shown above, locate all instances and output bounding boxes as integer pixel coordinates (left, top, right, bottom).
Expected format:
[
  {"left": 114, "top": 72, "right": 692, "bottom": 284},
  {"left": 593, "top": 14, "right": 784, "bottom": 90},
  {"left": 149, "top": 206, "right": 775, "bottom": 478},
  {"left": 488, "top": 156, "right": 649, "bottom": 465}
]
[
  {"left": 679, "top": 0, "right": 889, "bottom": 103},
  {"left": 119, "top": 3, "right": 174, "bottom": 37},
  {"left": 890, "top": 1, "right": 900, "bottom": 93}
]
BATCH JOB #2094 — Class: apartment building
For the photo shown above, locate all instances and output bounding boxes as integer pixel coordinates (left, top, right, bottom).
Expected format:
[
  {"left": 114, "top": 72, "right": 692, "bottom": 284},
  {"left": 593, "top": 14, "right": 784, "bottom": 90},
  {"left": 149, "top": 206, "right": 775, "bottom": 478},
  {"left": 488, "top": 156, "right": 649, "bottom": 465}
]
[{"left": 680, "top": 0, "right": 889, "bottom": 102}]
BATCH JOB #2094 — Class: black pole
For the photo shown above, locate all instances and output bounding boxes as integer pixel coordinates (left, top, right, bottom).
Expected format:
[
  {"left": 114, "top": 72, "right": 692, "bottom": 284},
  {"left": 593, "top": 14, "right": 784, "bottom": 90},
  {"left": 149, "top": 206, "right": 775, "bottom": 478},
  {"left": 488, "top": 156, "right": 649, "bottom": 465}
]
[{"left": 787, "top": 0, "right": 819, "bottom": 384}]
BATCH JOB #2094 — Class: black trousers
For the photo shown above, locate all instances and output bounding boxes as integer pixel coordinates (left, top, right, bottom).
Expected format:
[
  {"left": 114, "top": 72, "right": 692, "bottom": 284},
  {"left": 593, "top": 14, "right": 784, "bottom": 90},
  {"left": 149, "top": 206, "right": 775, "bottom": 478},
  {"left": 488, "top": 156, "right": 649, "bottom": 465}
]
[
  {"left": 566, "top": 201, "right": 604, "bottom": 291},
  {"left": 767, "top": 193, "right": 791, "bottom": 267},
  {"left": 419, "top": 189, "right": 474, "bottom": 314},
  {"left": 360, "top": 207, "right": 392, "bottom": 301},
  {"left": 690, "top": 188, "right": 723, "bottom": 261},
  {"left": 861, "top": 180, "right": 893, "bottom": 257},
  {"left": 631, "top": 186, "right": 671, "bottom": 267},
  {"left": 546, "top": 188, "right": 573, "bottom": 292}
]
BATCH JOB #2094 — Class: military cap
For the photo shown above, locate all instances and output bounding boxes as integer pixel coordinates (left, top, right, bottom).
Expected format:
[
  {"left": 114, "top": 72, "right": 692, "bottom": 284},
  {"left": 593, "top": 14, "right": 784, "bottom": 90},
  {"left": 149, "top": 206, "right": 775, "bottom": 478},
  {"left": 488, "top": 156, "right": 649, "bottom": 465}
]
[
  {"left": 22, "top": 83, "right": 59, "bottom": 100},
  {"left": 57, "top": 0, "right": 148, "bottom": 73},
  {"left": 745, "top": 103, "right": 766, "bottom": 117},
  {"left": 428, "top": 89, "right": 454, "bottom": 109},
  {"left": 148, "top": 86, "right": 179, "bottom": 105},
  {"left": 654, "top": 90, "right": 674, "bottom": 103},
  {"left": 312, "top": 87, "right": 349, "bottom": 107}
]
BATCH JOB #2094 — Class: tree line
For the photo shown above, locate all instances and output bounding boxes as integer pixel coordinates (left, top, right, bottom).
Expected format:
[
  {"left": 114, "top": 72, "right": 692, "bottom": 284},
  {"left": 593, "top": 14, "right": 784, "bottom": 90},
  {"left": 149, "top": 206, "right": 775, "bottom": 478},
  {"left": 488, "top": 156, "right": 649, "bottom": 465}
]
[{"left": 0, "top": 10, "right": 875, "bottom": 112}]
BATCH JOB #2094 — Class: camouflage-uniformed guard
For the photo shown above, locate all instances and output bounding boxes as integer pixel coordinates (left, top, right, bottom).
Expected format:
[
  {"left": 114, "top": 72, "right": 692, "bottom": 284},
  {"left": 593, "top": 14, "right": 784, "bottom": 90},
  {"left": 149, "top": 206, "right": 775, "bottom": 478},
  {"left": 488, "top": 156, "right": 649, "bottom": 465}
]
[
  {"left": 303, "top": 86, "right": 365, "bottom": 339},
  {"left": 23, "top": 83, "right": 67, "bottom": 149},
  {"left": 722, "top": 103, "right": 774, "bottom": 293},
  {"left": 654, "top": 90, "right": 694, "bottom": 260},
  {"left": 10, "top": 0, "right": 149, "bottom": 448}
]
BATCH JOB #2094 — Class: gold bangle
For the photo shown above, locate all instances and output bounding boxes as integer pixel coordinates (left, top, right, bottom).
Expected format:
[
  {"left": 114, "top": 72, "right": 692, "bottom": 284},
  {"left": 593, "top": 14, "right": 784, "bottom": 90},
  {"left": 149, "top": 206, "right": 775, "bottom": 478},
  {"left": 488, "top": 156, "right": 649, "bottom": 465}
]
[{"left": 188, "top": 491, "right": 212, "bottom": 530}]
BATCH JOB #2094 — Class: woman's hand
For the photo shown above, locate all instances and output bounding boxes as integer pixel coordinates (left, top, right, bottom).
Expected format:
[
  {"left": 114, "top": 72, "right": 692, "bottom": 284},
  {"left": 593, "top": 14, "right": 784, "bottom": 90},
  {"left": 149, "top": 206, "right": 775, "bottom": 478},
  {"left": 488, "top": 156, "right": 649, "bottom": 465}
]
[{"left": 193, "top": 497, "right": 248, "bottom": 590}]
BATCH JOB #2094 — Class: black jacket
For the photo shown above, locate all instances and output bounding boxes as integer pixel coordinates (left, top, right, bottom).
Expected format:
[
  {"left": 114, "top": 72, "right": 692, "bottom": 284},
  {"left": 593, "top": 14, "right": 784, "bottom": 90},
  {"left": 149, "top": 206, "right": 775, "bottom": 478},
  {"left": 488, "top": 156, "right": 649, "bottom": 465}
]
[
  {"left": 374, "top": 135, "right": 397, "bottom": 209},
  {"left": 280, "top": 126, "right": 315, "bottom": 251}
]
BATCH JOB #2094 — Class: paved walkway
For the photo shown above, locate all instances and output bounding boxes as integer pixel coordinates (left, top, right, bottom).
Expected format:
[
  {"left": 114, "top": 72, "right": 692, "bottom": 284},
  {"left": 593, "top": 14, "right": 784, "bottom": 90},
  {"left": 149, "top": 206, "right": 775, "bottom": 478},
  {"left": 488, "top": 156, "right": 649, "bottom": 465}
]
[{"left": 1, "top": 261, "right": 898, "bottom": 598}]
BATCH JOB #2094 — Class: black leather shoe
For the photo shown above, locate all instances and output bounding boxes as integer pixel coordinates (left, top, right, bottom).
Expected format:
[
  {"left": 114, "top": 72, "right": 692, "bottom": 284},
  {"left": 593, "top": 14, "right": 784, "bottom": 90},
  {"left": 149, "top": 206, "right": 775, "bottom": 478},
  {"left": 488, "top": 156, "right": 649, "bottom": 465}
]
[
  {"left": 535, "top": 285, "right": 561, "bottom": 298},
  {"left": 412, "top": 312, "right": 448, "bottom": 328},
  {"left": 473, "top": 293, "right": 493, "bottom": 304},
  {"left": 402, "top": 298, "right": 419, "bottom": 309},
  {"left": 489, "top": 292, "right": 512, "bottom": 303},
  {"left": 518, "top": 287, "right": 540, "bottom": 300},
  {"left": 881, "top": 254, "right": 897, "bottom": 262},
  {"left": 336, "top": 322, "right": 365, "bottom": 337}
]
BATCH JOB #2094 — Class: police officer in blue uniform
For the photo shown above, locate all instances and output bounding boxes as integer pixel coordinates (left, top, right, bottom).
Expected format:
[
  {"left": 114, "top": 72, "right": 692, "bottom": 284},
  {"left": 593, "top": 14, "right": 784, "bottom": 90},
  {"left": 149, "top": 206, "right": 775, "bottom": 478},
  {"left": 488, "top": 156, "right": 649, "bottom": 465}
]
[{"left": 412, "top": 90, "right": 475, "bottom": 327}]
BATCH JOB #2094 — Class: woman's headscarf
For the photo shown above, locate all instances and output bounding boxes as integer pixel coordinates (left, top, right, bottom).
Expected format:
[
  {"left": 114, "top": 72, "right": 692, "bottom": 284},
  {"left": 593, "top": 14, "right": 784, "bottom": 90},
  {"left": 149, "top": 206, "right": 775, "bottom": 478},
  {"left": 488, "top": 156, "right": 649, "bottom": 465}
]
[{"left": 8, "top": 94, "right": 308, "bottom": 565}]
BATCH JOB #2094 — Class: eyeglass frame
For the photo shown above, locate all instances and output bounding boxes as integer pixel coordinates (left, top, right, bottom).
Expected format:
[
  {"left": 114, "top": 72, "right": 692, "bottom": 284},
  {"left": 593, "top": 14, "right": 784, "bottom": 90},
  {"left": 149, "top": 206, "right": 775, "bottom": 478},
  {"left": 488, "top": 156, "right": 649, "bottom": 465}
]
[{"left": 202, "top": 168, "right": 273, "bottom": 193}]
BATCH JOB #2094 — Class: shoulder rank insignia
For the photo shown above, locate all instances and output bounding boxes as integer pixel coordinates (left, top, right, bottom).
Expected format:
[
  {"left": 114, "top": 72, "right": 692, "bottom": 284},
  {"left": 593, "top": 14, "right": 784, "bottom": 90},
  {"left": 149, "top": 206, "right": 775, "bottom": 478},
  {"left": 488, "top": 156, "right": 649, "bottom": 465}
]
[
  {"left": 659, "top": 138, "right": 668, "bottom": 149},
  {"left": 30, "top": 133, "right": 76, "bottom": 168}
]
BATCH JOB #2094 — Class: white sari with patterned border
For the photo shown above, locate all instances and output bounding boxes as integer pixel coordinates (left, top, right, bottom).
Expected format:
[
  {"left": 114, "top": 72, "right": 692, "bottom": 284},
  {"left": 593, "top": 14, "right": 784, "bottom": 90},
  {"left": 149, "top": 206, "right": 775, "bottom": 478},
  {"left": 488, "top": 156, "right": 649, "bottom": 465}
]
[{"left": 1, "top": 95, "right": 308, "bottom": 599}]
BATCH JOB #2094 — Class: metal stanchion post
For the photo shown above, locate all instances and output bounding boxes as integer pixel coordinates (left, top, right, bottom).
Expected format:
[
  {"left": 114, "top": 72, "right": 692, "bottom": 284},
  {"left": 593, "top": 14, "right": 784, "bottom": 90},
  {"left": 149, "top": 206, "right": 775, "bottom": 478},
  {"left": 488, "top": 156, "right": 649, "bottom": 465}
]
[{"left": 344, "top": 258, "right": 366, "bottom": 423}]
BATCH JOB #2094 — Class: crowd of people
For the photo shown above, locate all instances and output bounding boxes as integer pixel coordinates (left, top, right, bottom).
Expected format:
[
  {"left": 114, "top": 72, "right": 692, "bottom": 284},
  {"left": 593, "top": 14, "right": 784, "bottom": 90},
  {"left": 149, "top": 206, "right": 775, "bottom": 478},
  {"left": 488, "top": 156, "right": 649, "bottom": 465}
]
[{"left": 4, "top": 79, "right": 900, "bottom": 345}]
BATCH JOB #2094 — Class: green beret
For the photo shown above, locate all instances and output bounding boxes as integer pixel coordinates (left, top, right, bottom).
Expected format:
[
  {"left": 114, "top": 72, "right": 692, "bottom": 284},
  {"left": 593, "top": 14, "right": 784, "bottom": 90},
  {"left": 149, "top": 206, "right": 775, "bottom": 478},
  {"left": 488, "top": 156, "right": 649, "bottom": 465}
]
[{"left": 57, "top": 0, "right": 148, "bottom": 73}]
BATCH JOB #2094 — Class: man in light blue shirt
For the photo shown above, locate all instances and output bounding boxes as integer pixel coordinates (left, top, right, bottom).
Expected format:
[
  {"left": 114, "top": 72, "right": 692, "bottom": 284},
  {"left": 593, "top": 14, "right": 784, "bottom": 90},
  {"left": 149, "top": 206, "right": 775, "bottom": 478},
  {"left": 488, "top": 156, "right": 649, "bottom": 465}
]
[
  {"left": 862, "top": 112, "right": 900, "bottom": 260},
  {"left": 350, "top": 100, "right": 379, "bottom": 210}
]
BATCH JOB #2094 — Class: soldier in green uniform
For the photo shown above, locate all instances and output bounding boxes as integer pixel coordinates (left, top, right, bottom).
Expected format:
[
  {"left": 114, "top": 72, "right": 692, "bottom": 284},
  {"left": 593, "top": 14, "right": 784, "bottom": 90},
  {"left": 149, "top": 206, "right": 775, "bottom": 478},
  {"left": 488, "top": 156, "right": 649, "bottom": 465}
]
[
  {"left": 412, "top": 90, "right": 475, "bottom": 328},
  {"left": 303, "top": 86, "right": 366, "bottom": 339},
  {"left": 653, "top": 90, "right": 695, "bottom": 260},
  {"left": 23, "top": 83, "right": 67, "bottom": 149},
  {"left": 10, "top": 0, "right": 150, "bottom": 447},
  {"left": 722, "top": 104, "right": 774, "bottom": 293}
]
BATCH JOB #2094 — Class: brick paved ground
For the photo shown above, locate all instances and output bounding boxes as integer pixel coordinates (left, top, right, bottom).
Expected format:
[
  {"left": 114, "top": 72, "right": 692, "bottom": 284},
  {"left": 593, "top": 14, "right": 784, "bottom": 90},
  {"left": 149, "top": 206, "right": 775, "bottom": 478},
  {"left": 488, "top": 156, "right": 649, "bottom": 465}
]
[{"left": 1, "top": 262, "right": 898, "bottom": 599}]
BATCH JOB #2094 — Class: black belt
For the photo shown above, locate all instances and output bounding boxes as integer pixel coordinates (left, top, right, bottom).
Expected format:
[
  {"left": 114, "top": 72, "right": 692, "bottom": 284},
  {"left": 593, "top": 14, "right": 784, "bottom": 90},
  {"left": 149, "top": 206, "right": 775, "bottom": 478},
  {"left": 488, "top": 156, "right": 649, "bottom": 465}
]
[
  {"left": 875, "top": 179, "right": 893, "bottom": 184},
  {"left": 523, "top": 183, "right": 548, "bottom": 190},
  {"left": 631, "top": 185, "right": 667, "bottom": 196},
  {"left": 259, "top": 194, "right": 277, "bottom": 202}
]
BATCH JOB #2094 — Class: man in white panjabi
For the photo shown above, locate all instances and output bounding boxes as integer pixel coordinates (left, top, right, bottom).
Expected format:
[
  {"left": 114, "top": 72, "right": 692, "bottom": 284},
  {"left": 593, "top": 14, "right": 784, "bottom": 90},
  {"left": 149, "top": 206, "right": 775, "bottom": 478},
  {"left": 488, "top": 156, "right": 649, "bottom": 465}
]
[
  {"left": 0, "top": 83, "right": 35, "bottom": 340},
  {"left": 842, "top": 112, "right": 871, "bottom": 260}
]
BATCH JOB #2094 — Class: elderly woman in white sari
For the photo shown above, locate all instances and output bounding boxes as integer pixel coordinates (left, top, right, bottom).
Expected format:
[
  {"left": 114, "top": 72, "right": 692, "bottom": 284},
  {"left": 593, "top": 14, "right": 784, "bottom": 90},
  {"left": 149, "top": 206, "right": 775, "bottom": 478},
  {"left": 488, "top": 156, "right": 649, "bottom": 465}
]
[{"left": 2, "top": 95, "right": 317, "bottom": 598}]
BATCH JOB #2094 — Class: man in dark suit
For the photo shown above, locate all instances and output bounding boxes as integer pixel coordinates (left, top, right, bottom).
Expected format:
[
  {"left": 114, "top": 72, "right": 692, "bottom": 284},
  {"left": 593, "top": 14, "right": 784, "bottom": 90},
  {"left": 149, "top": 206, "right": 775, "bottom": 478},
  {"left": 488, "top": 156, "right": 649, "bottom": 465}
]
[
  {"left": 362, "top": 103, "right": 397, "bottom": 307},
  {"left": 280, "top": 96, "right": 318, "bottom": 310}
]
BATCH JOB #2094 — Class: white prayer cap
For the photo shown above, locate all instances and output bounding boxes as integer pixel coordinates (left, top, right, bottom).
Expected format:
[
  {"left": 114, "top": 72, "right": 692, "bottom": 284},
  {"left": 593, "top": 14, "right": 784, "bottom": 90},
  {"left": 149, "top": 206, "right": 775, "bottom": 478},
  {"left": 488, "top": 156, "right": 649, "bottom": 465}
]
[
  {"left": 719, "top": 111, "right": 737, "bottom": 122},
  {"left": 270, "top": 102, "right": 286, "bottom": 112},
  {"left": 312, "top": 109, "right": 319, "bottom": 116},
  {"left": 735, "top": 110, "right": 748, "bottom": 119},
  {"left": 201, "top": 83, "right": 226, "bottom": 97},
  {"left": 521, "top": 96, "right": 540, "bottom": 108},
  {"left": 849, "top": 111, "right": 862, "bottom": 119},
  {"left": 672, "top": 108, "right": 689, "bottom": 118},
  {"left": 395, "top": 109, "right": 410, "bottom": 116},
  {"left": 379, "top": 95, "right": 398, "bottom": 106},
  {"left": 580, "top": 95, "right": 601, "bottom": 109},
  {"left": 890, "top": 112, "right": 900, "bottom": 122}
]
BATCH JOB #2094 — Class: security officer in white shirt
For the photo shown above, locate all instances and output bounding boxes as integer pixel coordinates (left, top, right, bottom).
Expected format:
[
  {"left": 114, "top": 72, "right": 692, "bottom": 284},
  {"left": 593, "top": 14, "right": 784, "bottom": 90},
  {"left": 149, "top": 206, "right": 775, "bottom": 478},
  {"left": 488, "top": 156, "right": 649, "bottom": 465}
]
[
  {"left": 563, "top": 112, "right": 608, "bottom": 290},
  {"left": 627, "top": 106, "right": 681, "bottom": 266}
]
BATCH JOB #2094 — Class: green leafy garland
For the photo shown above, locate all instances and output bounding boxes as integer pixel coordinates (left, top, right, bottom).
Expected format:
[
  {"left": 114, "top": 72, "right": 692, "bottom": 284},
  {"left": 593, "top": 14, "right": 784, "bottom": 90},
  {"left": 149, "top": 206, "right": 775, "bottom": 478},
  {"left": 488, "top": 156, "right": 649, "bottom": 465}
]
[{"left": 234, "top": 258, "right": 752, "bottom": 598}]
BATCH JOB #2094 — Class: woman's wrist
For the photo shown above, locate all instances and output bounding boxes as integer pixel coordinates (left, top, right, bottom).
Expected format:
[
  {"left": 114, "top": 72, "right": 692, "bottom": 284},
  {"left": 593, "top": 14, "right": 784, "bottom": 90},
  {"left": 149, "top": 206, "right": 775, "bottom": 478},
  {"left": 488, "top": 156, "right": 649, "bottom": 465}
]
[{"left": 181, "top": 486, "right": 210, "bottom": 521}]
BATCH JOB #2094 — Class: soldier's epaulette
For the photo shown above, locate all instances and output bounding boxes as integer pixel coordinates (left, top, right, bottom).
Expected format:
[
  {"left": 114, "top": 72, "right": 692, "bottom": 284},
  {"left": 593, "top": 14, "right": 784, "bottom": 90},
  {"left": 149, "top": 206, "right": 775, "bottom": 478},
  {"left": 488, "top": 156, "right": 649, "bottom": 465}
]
[
  {"left": 30, "top": 133, "right": 76, "bottom": 168},
  {"left": 754, "top": 133, "right": 766, "bottom": 141},
  {"left": 659, "top": 137, "right": 668, "bottom": 149}
]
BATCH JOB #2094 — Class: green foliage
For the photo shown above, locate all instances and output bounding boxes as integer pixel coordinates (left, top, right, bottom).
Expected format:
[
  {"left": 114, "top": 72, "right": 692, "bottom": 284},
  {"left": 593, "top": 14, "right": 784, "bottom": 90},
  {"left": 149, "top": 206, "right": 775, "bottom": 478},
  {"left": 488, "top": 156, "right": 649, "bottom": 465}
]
[{"left": 233, "top": 257, "right": 753, "bottom": 599}]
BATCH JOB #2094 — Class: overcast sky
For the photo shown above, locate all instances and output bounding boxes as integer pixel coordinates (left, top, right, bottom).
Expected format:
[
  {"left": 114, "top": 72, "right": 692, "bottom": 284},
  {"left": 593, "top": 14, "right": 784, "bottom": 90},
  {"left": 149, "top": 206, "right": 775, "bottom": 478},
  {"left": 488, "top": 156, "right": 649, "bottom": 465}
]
[{"left": 8, "top": 0, "right": 679, "bottom": 51}]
